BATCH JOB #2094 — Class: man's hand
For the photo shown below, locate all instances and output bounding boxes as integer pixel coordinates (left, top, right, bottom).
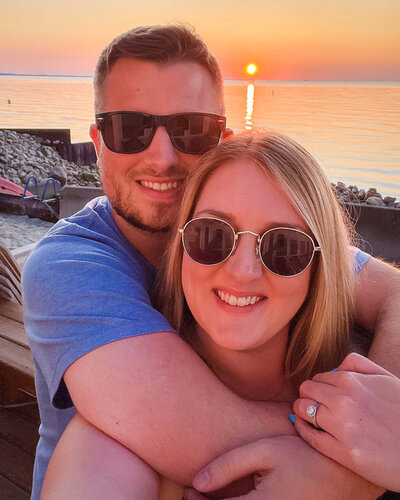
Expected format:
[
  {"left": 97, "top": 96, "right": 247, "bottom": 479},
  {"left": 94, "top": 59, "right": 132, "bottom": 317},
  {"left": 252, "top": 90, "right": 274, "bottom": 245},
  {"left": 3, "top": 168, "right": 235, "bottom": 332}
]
[
  {"left": 184, "top": 435, "right": 383, "bottom": 500},
  {"left": 293, "top": 352, "right": 400, "bottom": 492}
]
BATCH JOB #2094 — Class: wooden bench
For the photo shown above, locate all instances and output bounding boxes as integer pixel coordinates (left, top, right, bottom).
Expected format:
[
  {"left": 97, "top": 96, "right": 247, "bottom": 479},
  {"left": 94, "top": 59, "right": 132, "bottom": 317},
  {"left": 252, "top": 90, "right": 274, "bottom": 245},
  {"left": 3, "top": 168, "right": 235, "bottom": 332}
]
[
  {"left": 0, "top": 243, "right": 36, "bottom": 406},
  {"left": 0, "top": 299, "right": 36, "bottom": 405}
]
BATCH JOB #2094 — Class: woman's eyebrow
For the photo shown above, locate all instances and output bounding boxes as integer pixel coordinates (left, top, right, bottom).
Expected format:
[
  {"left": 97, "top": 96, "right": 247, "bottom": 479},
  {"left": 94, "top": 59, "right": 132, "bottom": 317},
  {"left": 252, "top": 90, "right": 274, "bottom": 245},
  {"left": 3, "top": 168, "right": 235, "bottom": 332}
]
[
  {"left": 194, "top": 209, "right": 231, "bottom": 220},
  {"left": 193, "top": 209, "right": 307, "bottom": 232}
]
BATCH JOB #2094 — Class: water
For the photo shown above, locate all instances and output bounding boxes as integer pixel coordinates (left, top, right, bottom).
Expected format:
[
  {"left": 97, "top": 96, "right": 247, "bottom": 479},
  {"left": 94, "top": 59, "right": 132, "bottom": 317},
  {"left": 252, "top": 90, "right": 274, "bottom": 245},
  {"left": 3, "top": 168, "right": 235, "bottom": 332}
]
[{"left": 1, "top": 75, "right": 399, "bottom": 199}]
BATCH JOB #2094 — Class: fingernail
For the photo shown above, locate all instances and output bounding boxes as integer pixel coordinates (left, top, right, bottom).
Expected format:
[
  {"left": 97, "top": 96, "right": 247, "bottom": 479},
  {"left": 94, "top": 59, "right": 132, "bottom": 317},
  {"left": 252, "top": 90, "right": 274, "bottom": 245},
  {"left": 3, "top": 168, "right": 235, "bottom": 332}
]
[
  {"left": 289, "top": 413, "right": 296, "bottom": 423},
  {"left": 331, "top": 368, "right": 337, "bottom": 372},
  {"left": 193, "top": 468, "right": 210, "bottom": 489}
]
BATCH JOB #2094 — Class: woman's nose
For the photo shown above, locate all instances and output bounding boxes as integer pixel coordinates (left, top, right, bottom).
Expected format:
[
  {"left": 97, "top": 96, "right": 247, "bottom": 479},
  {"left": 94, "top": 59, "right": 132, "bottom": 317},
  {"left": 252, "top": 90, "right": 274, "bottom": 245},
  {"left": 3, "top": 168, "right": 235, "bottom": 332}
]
[{"left": 223, "top": 234, "right": 263, "bottom": 281}]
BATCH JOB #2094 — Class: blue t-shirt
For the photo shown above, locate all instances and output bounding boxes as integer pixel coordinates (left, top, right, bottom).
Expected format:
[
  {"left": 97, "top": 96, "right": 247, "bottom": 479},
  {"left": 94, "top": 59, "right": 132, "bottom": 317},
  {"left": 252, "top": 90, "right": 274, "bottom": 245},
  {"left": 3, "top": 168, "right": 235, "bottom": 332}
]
[{"left": 22, "top": 197, "right": 175, "bottom": 499}]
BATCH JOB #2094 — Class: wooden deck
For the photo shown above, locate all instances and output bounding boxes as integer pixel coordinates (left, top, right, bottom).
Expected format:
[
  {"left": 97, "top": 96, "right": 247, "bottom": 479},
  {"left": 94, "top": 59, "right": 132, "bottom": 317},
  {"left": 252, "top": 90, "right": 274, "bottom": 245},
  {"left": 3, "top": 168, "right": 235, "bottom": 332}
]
[
  {"left": 0, "top": 296, "right": 37, "bottom": 499},
  {"left": 0, "top": 402, "right": 39, "bottom": 499}
]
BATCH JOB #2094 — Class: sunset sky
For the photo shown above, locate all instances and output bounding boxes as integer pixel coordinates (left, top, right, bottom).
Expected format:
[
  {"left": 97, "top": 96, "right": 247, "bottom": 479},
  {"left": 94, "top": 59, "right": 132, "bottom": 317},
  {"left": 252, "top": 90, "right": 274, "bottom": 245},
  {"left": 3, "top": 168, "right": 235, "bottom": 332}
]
[{"left": 0, "top": 0, "right": 399, "bottom": 80}]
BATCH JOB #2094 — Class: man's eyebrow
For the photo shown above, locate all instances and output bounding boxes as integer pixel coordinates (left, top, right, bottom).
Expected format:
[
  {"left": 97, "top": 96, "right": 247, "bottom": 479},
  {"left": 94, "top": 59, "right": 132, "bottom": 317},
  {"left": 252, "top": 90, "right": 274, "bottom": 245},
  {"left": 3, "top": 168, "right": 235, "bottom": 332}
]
[{"left": 193, "top": 209, "right": 307, "bottom": 232}]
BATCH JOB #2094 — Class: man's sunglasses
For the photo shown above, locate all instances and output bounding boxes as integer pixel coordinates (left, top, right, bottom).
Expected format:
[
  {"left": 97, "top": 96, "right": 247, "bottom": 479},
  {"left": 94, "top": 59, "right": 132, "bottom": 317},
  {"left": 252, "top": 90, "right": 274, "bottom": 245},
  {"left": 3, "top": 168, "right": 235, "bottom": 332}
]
[
  {"left": 178, "top": 217, "right": 321, "bottom": 277},
  {"left": 95, "top": 111, "right": 226, "bottom": 155}
]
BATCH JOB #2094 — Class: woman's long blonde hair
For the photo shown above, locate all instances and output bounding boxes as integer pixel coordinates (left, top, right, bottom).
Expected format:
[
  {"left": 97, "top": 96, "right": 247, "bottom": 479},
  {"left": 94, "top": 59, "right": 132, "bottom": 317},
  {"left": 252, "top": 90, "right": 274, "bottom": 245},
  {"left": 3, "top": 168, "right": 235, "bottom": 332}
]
[{"left": 158, "top": 132, "right": 355, "bottom": 387}]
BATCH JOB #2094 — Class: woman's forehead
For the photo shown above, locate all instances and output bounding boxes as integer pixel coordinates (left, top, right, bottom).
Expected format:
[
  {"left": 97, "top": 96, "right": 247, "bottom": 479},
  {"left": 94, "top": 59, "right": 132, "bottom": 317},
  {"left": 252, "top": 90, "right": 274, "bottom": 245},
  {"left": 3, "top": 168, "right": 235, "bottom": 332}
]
[{"left": 193, "top": 160, "right": 308, "bottom": 232}]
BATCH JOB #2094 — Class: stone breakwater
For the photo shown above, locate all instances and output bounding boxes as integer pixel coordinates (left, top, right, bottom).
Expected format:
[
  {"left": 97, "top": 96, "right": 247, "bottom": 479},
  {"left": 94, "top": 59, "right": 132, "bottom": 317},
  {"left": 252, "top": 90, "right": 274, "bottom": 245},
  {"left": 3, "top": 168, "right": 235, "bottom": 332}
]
[
  {"left": 333, "top": 182, "right": 400, "bottom": 209},
  {"left": 1, "top": 129, "right": 399, "bottom": 208},
  {"left": 0, "top": 129, "right": 399, "bottom": 252},
  {"left": 0, "top": 129, "right": 101, "bottom": 190}
]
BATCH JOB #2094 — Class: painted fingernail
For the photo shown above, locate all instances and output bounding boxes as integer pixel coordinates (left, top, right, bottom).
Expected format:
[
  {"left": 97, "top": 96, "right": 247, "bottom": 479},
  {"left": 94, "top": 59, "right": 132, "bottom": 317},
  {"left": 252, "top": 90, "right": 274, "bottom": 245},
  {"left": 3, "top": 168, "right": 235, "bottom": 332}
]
[
  {"left": 193, "top": 468, "right": 210, "bottom": 489},
  {"left": 331, "top": 368, "right": 337, "bottom": 372},
  {"left": 289, "top": 413, "right": 296, "bottom": 424}
]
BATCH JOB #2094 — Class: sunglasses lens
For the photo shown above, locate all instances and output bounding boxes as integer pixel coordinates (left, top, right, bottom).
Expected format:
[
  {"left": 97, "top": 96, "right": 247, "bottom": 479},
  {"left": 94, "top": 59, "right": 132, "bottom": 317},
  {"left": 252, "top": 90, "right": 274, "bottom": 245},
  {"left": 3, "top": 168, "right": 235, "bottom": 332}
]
[
  {"left": 102, "top": 113, "right": 154, "bottom": 153},
  {"left": 170, "top": 115, "right": 222, "bottom": 154},
  {"left": 183, "top": 219, "right": 234, "bottom": 265},
  {"left": 260, "top": 229, "right": 315, "bottom": 276}
]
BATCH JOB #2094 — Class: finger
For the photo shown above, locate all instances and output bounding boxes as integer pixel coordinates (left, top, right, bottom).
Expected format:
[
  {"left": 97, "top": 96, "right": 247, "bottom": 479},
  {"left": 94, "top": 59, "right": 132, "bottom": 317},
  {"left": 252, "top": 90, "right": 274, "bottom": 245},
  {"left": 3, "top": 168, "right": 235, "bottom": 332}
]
[
  {"left": 193, "top": 439, "right": 275, "bottom": 493},
  {"left": 293, "top": 398, "right": 327, "bottom": 429},
  {"left": 183, "top": 488, "right": 208, "bottom": 500},
  {"left": 294, "top": 415, "right": 348, "bottom": 467},
  {"left": 337, "top": 352, "right": 393, "bottom": 375},
  {"left": 298, "top": 379, "right": 337, "bottom": 405}
]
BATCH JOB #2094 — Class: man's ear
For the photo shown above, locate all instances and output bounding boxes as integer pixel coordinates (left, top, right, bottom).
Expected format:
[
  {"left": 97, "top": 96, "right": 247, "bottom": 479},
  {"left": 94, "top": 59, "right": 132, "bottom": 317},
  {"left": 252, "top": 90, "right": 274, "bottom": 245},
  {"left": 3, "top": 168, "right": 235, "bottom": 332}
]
[
  {"left": 89, "top": 123, "right": 100, "bottom": 157},
  {"left": 222, "top": 128, "right": 234, "bottom": 140}
]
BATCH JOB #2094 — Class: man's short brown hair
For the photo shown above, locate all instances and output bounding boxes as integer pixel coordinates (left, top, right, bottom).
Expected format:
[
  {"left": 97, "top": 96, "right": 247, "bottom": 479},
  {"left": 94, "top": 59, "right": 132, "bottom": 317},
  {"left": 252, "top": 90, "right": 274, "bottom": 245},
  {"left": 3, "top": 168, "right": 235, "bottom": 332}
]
[{"left": 94, "top": 24, "right": 224, "bottom": 112}]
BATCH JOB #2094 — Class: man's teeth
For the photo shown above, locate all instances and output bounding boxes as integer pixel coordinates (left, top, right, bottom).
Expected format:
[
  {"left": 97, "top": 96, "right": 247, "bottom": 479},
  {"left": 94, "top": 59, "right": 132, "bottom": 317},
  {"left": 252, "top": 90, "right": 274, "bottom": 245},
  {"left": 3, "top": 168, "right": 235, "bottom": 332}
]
[
  {"left": 141, "top": 181, "right": 178, "bottom": 191},
  {"left": 216, "top": 290, "right": 263, "bottom": 307}
]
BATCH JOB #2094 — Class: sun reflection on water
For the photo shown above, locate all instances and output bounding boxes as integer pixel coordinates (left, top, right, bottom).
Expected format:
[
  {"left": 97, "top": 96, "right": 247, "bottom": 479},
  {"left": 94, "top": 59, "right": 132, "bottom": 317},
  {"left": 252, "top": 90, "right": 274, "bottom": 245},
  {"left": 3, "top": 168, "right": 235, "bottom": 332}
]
[{"left": 245, "top": 83, "right": 255, "bottom": 131}]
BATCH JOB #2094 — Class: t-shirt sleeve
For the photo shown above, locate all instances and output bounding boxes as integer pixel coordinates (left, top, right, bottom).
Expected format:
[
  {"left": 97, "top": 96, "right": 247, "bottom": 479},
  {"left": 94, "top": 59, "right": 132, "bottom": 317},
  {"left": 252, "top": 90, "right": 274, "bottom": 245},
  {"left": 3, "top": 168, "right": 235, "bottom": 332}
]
[
  {"left": 22, "top": 233, "right": 175, "bottom": 409},
  {"left": 352, "top": 247, "right": 371, "bottom": 274}
]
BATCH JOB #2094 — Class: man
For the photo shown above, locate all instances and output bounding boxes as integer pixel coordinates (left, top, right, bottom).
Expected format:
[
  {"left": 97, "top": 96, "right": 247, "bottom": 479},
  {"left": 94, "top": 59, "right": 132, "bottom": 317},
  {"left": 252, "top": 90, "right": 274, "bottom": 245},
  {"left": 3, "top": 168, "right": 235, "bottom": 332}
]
[{"left": 23, "top": 25, "right": 400, "bottom": 499}]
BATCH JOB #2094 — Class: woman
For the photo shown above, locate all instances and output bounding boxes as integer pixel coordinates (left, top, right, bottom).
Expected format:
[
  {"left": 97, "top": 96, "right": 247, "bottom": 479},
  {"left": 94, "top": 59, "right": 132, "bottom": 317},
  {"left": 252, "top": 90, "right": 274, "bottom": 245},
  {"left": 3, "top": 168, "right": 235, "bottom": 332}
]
[
  {"left": 159, "top": 131, "right": 355, "bottom": 396},
  {"left": 42, "top": 132, "right": 394, "bottom": 499}
]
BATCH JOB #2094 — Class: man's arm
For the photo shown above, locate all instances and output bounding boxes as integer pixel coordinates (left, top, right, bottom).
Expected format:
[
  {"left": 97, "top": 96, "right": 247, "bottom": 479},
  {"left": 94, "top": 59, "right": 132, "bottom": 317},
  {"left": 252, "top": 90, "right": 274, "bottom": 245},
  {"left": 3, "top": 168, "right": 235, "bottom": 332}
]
[
  {"left": 354, "top": 256, "right": 400, "bottom": 375},
  {"left": 64, "top": 255, "right": 400, "bottom": 487},
  {"left": 65, "top": 332, "right": 294, "bottom": 486}
]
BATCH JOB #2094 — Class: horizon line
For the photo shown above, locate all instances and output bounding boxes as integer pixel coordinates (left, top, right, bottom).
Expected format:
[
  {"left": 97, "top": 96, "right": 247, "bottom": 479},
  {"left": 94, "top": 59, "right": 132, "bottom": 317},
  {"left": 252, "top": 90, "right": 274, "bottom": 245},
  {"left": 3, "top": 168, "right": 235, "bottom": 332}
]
[{"left": 0, "top": 72, "right": 399, "bottom": 83}]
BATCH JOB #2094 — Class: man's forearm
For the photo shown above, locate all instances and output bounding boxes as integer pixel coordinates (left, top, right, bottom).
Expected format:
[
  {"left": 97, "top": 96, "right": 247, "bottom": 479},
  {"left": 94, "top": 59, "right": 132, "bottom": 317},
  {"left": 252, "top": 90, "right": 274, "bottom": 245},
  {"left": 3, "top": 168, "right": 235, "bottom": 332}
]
[
  {"left": 354, "top": 257, "right": 400, "bottom": 376},
  {"left": 65, "top": 332, "right": 294, "bottom": 485}
]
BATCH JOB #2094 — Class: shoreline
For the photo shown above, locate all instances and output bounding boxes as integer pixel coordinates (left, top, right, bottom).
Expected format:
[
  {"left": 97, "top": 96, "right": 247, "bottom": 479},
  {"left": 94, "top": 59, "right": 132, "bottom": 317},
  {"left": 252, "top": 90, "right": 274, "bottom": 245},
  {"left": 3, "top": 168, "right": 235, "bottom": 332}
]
[{"left": 0, "top": 129, "right": 399, "bottom": 253}]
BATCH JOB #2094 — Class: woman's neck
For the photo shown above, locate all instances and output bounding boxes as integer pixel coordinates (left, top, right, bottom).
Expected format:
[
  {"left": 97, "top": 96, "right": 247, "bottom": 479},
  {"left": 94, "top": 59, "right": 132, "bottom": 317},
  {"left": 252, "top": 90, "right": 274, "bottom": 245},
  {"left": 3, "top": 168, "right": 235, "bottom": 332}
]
[{"left": 193, "top": 325, "right": 296, "bottom": 402}]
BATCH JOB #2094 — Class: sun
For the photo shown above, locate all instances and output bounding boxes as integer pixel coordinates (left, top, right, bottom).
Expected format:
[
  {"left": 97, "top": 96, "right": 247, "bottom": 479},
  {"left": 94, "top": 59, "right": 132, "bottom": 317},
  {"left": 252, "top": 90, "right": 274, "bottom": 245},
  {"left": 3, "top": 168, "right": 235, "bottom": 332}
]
[{"left": 246, "top": 63, "right": 257, "bottom": 76}]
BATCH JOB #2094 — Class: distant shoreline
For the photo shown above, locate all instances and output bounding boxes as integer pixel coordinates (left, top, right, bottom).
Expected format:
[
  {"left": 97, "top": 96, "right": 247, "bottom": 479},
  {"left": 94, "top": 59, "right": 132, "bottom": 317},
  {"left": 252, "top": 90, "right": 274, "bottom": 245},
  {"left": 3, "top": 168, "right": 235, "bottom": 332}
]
[{"left": 1, "top": 73, "right": 399, "bottom": 85}]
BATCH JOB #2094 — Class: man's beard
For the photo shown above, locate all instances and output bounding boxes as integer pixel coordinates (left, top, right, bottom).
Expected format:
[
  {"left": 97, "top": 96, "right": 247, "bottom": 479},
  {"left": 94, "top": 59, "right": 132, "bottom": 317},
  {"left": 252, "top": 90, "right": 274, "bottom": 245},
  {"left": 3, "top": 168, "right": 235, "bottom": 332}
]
[
  {"left": 103, "top": 175, "right": 176, "bottom": 233},
  {"left": 112, "top": 195, "right": 172, "bottom": 233}
]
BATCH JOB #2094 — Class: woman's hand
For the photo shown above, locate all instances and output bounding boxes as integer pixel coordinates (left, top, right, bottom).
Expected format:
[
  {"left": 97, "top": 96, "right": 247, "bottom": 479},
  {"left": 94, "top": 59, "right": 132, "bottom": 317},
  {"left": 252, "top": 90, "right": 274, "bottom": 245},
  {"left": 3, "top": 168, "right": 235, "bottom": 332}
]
[{"left": 293, "top": 352, "right": 400, "bottom": 492}]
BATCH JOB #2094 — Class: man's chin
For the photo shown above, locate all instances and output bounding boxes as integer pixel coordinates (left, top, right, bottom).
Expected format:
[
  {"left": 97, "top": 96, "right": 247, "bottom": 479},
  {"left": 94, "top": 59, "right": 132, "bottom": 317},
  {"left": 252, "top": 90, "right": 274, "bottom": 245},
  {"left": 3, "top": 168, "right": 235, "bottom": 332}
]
[{"left": 115, "top": 208, "right": 173, "bottom": 234}]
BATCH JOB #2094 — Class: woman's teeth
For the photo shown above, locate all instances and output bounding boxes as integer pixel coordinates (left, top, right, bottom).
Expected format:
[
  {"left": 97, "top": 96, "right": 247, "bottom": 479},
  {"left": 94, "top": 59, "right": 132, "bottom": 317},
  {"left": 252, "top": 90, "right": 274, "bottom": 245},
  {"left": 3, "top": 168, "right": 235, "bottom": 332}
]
[
  {"left": 140, "top": 181, "right": 178, "bottom": 192},
  {"left": 216, "top": 290, "right": 263, "bottom": 307}
]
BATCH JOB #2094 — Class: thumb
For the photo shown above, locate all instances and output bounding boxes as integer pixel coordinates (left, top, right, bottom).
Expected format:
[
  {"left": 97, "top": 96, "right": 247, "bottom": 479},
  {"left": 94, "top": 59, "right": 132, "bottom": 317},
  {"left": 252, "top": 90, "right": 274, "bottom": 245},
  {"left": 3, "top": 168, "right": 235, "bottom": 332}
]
[{"left": 193, "top": 439, "right": 275, "bottom": 493}]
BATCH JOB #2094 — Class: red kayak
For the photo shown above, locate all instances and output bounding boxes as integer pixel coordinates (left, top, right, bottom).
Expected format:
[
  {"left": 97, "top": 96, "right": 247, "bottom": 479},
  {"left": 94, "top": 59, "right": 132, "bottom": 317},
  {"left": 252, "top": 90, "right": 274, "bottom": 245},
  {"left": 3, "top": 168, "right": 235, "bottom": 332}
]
[{"left": 0, "top": 177, "right": 33, "bottom": 197}]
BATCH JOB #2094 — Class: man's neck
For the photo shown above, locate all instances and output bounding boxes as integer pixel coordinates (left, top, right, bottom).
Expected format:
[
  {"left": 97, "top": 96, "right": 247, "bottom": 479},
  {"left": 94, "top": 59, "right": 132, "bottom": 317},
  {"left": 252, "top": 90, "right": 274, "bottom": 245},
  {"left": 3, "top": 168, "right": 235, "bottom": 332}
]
[{"left": 111, "top": 208, "right": 170, "bottom": 268}]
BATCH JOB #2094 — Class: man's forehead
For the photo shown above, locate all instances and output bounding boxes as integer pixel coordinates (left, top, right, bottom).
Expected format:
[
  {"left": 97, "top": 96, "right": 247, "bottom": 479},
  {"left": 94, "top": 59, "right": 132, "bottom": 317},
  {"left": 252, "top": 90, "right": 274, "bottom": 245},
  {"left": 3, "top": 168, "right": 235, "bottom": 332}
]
[{"left": 102, "top": 58, "right": 223, "bottom": 115}]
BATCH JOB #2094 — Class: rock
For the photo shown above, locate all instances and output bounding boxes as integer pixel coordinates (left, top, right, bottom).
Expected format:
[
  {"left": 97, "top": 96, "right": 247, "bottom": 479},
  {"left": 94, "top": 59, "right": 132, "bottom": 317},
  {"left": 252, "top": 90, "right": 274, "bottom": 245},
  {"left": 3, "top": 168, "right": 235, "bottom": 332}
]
[
  {"left": 48, "top": 164, "right": 67, "bottom": 187},
  {"left": 37, "top": 178, "right": 61, "bottom": 199},
  {"left": 365, "top": 188, "right": 383, "bottom": 201},
  {"left": 365, "top": 196, "right": 385, "bottom": 207},
  {"left": 82, "top": 171, "right": 98, "bottom": 183},
  {"left": 384, "top": 196, "right": 396, "bottom": 206},
  {"left": 358, "top": 189, "right": 366, "bottom": 200}
]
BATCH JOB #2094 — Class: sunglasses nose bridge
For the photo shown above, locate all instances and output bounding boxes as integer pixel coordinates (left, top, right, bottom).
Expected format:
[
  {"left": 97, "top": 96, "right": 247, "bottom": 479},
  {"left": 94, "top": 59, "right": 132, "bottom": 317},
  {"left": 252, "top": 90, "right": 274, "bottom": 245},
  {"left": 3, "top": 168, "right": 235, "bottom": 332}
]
[{"left": 234, "top": 230, "right": 262, "bottom": 257}]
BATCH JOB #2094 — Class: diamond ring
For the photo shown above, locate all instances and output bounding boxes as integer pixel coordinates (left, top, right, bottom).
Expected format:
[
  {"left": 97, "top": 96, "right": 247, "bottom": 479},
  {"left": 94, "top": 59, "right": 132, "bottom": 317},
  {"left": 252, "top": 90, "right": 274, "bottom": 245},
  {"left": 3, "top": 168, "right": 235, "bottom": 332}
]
[{"left": 306, "top": 403, "right": 321, "bottom": 429}]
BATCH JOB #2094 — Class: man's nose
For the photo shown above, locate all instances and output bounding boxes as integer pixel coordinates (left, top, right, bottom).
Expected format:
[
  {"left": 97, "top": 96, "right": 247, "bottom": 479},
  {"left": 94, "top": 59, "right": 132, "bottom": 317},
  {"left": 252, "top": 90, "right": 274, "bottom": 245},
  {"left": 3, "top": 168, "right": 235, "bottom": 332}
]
[
  {"left": 143, "top": 126, "right": 179, "bottom": 172},
  {"left": 224, "top": 234, "right": 263, "bottom": 281}
]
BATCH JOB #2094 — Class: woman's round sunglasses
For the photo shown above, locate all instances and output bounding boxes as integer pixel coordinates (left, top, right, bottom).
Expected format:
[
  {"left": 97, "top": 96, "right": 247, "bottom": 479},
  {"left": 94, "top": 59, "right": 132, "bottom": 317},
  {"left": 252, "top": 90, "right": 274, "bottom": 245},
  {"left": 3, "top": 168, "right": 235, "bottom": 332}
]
[
  {"left": 95, "top": 111, "right": 226, "bottom": 155},
  {"left": 178, "top": 217, "right": 321, "bottom": 277}
]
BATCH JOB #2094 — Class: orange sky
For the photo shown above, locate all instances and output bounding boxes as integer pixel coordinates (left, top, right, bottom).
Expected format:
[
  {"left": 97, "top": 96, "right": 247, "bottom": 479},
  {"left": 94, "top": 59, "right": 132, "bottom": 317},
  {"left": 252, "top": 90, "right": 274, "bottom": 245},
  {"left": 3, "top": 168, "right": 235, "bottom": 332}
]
[{"left": 0, "top": 0, "right": 399, "bottom": 80}]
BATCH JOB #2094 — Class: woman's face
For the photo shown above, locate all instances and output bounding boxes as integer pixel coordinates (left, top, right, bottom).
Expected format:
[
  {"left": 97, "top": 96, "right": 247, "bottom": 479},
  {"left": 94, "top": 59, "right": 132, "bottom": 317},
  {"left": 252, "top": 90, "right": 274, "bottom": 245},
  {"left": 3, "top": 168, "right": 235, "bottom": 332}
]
[{"left": 181, "top": 159, "right": 313, "bottom": 353}]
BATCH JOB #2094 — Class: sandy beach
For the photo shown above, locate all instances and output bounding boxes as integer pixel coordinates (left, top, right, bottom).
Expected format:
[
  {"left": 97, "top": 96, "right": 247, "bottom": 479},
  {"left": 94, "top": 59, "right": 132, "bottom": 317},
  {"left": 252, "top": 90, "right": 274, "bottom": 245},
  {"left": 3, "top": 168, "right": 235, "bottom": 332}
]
[{"left": 0, "top": 212, "right": 54, "bottom": 250}]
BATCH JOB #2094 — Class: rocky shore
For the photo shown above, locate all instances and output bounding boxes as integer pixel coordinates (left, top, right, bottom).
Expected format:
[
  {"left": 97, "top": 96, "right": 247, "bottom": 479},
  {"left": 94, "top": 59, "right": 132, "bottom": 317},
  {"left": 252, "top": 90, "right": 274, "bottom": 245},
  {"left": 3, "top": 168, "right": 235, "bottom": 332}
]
[
  {"left": 0, "top": 129, "right": 399, "bottom": 251},
  {"left": 0, "top": 129, "right": 100, "bottom": 191}
]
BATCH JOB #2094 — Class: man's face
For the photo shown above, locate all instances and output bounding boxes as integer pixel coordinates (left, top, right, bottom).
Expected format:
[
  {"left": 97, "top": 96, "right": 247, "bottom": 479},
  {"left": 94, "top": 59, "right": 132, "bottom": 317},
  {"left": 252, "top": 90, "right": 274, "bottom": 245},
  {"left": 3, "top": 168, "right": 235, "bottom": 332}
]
[{"left": 91, "top": 58, "right": 223, "bottom": 233}]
